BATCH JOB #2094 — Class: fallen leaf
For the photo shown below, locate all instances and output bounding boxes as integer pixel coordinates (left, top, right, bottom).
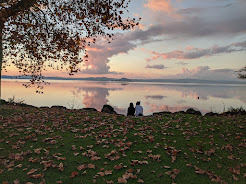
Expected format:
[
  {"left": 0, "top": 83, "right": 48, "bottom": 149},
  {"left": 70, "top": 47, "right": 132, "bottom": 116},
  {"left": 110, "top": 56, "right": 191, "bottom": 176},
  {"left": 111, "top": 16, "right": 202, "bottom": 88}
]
[
  {"left": 29, "top": 174, "right": 44, "bottom": 179},
  {"left": 27, "top": 169, "right": 38, "bottom": 175},
  {"left": 117, "top": 177, "right": 127, "bottom": 183},
  {"left": 232, "top": 175, "right": 239, "bottom": 181},
  {"left": 58, "top": 162, "right": 64, "bottom": 171},
  {"left": 88, "top": 163, "right": 95, "bottom": 169},
  {"left": 77, "top": 164, "right": 87, "bottom": 171},
  {"left": 13, "top": 179, "right": 20, "bottom": 184},
  {"left": 138, "top": 179, "right": 144, "bottom": 183},
  {"left": 71, "top": 171, "right": 79, "bottom": 178},
  {"left": 105, "top": 170, "right": 113, "bottom": 175}
]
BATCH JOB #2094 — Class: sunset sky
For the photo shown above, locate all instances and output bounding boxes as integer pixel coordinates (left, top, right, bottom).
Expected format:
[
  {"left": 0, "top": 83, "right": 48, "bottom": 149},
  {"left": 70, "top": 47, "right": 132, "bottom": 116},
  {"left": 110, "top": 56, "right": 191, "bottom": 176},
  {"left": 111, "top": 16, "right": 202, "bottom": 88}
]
[{"left": 4, "top": 0, "right": 246, "bottom": 81}]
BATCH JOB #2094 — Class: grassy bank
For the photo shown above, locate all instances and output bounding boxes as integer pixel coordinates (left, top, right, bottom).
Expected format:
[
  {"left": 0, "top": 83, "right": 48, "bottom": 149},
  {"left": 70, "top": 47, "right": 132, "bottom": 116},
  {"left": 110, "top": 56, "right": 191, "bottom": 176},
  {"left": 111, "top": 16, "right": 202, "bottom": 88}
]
[{"left": 0, "top": 105, "right": 245, "bottom": 183}]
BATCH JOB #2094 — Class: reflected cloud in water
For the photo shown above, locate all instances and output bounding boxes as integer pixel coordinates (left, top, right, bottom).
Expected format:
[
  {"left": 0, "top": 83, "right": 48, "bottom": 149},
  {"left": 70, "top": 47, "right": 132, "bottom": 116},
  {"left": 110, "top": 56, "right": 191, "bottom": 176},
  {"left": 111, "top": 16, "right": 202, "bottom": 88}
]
[
  {"left": 2, "top": 80, "right": 246, "bottom": 115},
  {"left": 145, "top": 95, "right": 166, "bottom": 100},
  {"left": 72, "top": 87, "right": 123, "bottom": 111}
]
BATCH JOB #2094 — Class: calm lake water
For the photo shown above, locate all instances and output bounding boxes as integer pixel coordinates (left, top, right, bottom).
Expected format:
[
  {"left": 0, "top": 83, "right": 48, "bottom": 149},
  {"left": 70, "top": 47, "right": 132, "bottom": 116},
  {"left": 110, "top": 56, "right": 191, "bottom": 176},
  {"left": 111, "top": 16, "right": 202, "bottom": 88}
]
[{"left": 2, "top": 79, "right": 246, "bottom": 115}]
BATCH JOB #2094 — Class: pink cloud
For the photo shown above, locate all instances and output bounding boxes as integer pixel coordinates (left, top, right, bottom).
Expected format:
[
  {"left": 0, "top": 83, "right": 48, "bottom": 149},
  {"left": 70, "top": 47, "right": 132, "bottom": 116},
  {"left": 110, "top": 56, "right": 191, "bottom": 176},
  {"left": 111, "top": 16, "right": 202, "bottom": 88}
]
[
  {"left": 146, "top": 103, "right": 192, "bottom": 113},
  {"left": 182, "top": 66, "right": 210, "bottom": 74},
  {"left": 145, "top": 64, "right": 166, "bottom": 69},
  {"left": 144, "top": 0, "right": 175, "bottom": 14},
  {"left": 80, "top": 35, "right": 135, "bottom": 74},
  {"left": 144, "top": 40, "right": 246, "bottom": 62}
]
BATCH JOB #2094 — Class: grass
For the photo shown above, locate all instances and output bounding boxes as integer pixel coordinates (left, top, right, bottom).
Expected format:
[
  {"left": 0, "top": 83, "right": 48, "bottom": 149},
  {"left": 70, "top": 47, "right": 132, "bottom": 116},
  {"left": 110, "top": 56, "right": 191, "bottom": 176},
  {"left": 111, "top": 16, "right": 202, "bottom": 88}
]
[{"left": 0, "top": 104, "right": 245, "bottom": 183}]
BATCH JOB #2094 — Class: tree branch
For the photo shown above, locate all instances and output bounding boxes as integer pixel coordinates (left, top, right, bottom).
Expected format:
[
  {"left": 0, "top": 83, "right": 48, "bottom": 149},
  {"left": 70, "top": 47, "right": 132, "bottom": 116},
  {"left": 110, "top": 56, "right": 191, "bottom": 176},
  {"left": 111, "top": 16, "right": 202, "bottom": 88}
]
[{"left": 1, "top": 0, "right": 37, "bottom": 19}]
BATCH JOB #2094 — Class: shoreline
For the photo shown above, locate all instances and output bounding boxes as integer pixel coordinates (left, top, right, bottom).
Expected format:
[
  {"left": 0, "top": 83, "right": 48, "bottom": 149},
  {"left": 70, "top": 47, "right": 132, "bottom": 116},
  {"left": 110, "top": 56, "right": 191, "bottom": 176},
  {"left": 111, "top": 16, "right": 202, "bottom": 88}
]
[{"left": 1, "top": 99, "right": 245, "bottom": 117}]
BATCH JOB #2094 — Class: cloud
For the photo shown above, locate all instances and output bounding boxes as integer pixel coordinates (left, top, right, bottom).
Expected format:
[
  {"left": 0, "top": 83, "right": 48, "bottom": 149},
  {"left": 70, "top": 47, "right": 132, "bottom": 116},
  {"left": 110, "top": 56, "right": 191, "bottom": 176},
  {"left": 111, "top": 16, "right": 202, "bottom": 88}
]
[
  {"left": 173, "top": 66, "right": 239, "bottom": 81},
  {"left": 144, "top": 0, "right": 177, "bottom": 16},
  {"left": 145, "top": 40, "right": 246, "bottom": 61},
  {"left": 176, "top": 61, "right": 188, "bottom": 66},
  {"left": 132, "top": 1, "right": 246, "bottom": 40},
  {"left": 78, "top": 1, "right": 246, "bottom": 75},
  {"left": 146, "top": 102, "right": 193, "bottom": 113},
  {"left": 72, "top": 86, "right": 122, "bottom": 110},
  {"left": 145, "top": 64, "right": 166, "bottom": 69},
  {"left": 81, "top": 35, "right": 135, "bottom": 75},
  {"left": 145, "top": 95, "right": 166, "bottom": 100}
]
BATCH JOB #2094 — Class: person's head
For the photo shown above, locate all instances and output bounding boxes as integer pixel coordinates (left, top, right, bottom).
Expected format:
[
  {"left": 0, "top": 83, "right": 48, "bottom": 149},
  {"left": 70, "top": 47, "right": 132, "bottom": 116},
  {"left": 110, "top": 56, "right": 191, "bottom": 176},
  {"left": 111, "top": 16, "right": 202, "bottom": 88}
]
[
  {"left": 136, "top": 101, "right": 140, "bottom": 105},
  {"left": 129, "top": 102, "right": 134, "bottom": 107}
]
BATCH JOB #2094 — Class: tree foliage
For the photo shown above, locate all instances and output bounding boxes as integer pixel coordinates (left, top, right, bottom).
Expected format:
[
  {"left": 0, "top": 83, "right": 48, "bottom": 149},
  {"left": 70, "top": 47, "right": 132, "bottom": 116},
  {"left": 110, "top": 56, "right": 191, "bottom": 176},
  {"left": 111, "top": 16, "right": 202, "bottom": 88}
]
[
  {"left": 0, "top": 0, "right": 139, "bottom": 88},
  {"left": 238, "top": 66, "right": 246, "bottom": 79}
]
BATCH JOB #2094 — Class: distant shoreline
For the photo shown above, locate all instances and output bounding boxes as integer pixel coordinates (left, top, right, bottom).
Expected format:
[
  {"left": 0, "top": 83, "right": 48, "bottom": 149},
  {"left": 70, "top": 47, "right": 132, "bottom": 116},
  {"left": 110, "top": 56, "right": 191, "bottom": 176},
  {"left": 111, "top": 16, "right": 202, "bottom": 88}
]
[{"left": 2, "top": 75, "right": 246, "bottom": 85}]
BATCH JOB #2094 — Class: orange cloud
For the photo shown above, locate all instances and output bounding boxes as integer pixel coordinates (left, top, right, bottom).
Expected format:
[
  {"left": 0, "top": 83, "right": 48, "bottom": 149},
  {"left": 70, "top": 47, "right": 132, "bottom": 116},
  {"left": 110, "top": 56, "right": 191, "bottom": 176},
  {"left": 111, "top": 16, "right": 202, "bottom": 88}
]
[
  {"left": 144, "top": 0, "right": 175, "bottom": 14},
  {"left": 86, "top": 47, "right": 103, "bottom": 52}
]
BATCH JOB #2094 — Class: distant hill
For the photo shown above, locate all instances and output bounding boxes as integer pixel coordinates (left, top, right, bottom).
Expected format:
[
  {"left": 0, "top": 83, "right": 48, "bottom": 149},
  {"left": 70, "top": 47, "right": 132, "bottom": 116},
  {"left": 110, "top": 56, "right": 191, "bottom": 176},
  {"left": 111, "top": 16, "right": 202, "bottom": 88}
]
[{"left": 2, "top": 75, "right": 245, "bottom": 85}]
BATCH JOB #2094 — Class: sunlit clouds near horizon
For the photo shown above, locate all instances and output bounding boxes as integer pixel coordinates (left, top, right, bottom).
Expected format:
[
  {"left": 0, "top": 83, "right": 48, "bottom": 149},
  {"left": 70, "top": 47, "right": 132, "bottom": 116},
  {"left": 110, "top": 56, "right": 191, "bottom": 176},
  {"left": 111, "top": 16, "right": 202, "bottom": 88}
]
[{"left": 4, "top": 0, "right": 246, "bottom": 81}]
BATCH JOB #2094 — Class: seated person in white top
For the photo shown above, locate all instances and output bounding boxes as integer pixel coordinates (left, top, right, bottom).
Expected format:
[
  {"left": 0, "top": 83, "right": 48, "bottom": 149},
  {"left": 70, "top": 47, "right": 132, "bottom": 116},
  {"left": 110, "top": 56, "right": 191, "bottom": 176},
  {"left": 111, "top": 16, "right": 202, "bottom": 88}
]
[{"left": 135, "top": 101, "right": 143, "bottom": 116}]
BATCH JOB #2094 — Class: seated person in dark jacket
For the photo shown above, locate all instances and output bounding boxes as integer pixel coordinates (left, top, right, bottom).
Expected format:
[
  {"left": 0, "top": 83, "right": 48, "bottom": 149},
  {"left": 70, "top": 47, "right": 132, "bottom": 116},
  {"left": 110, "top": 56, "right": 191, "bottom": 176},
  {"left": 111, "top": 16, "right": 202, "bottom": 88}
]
[{"left": 127, "top": 102, "right": 135, "bottom": 116}]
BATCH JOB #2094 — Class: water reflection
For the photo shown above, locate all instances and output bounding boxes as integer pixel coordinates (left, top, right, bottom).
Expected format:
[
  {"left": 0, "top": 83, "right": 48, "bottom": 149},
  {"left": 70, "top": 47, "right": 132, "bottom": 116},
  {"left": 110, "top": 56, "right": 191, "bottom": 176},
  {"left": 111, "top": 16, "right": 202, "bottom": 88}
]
[
  {"left": 72, "top": 87, "right": 124, "bottom": 113},
  {"left": 2, "top": 79, "right": 246, "bottom": 115}
]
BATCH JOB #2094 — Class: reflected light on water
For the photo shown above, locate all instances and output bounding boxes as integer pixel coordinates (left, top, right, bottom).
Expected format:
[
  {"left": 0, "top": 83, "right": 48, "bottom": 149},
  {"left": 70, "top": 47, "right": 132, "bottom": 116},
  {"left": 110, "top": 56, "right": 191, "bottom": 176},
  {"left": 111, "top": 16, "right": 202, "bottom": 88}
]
[{"left": 2, "top": 79, "right": 246, "bottom": 115}]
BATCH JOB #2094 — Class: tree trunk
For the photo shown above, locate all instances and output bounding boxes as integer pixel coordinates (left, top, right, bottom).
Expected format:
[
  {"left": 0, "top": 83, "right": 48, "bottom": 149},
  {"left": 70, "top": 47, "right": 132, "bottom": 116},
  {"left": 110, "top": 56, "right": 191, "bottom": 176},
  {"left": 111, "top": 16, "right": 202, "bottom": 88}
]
[{"left": 0, "top": 23, "right": 3, "bottom": 101}]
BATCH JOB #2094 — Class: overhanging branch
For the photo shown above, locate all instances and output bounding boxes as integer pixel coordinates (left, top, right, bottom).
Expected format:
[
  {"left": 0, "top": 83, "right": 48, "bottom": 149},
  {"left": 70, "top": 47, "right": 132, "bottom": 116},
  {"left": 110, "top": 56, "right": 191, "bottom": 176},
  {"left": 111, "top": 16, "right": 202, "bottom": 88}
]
[{"left": 1, "top": 0, "right": 37, "bottom": 19}]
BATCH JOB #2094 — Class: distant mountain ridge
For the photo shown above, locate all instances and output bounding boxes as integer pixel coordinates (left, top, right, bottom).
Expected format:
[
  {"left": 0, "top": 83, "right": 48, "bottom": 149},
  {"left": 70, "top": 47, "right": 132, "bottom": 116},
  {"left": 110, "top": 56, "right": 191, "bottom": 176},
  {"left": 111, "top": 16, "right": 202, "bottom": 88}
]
[{"left": 2, "top": 75, "right": 246, "bottom": 85}]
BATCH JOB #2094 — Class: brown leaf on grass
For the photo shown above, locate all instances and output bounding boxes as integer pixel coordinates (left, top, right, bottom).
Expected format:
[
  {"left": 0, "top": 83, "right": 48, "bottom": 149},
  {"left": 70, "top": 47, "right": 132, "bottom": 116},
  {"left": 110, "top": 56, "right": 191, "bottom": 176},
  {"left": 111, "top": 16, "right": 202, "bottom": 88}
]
[
  {"left": 241, "top": 164, "right": 246, "bottom": 168},
  {"left": 77, "top": 164, "right": 87, "bottom": 171},
  {"left": 70, "top": 171, "right": 79, "bottom": 178},
  {"left": 106, "top": 180, "right": 114, "bottom": 184},
  {"left": 58, "top": 163, "right": 64, "bottom": 171},
  {"left": 87, "top": 145, "right": 93, "bottom": 148},
  {"left": 29, "top": 157, "right": 39, "bottom": 163},
  {"left": 27, "top": 169, "right": 38, "bottom": 175},
  {"left": 186, "top": 163, "right": 192, "bottom": 167},
  {"left": 171, "top": 156, "right": 176, "bottom": 163},
  {"left": 91, "top": 156, "right": 101, "bottom": 161},
  {"left": 122, "top": 172, "right": 135, "bottom": 180},
  {"left": 29, "top": 174, "right": 44, "bottom": 179},
  {"left": 57, "top": 157, "right": 66, "bottom": 161},
  {"left": 138, "top": 179, "right": 144, "bottom": 183},
  {"left": 39, "top": 178, "right": 46, "bottom": 184},
  {"left": 79, "top": 146, "right": 85, "bottom": 151},
  {"left": 114, "top": 163, "right": 123, "bottom": 170},
  {"left": 34, "top": 148, "right": 42, "bottom": 154},
  {"left": 172, "top": 169, "right": 180, "bottom": 175},
  {"left": 105, "top": 170, "right": 113, "bottom": 175},
  {"left": 56, "top": 181, "right": 63, "bottom": 183},
  {"left": 229, "top": 165, "right": 240, "bottom": 175},
  {"left": 232, "top": 175, "right": 239, "bottom": 181},
  {"left": 225, "top": 144, "right": 233, "bottom": 152},
  {"left": 227, "top": 155, "right": 234, "bottom": 160},
  {"left": 82, "top": 170, "right": 87, "bottom": 175},
  {"left": 88, "top": 163, "right": 95, "bottom": 169},
  {"left": 72, "top": 145, "right": 77, "bottom": 151},
  {"left": 13, "top": 179, "right": 20, "bottom": 184},
  {"left": 165, "top": 171, "right": 172, "bottom": 175},
  {"left": 117, "top": 177, "right": 127, "bottom": 183},
  {"left": 217, "top": 164, "right": 222, "bottom": 168},
  {"left": 163, "top": 166, "right": 171, "bottom": 169},
  {"left": 127, "top": 168, "right": 133, "bottom": 173},
  {"left": 195, "top": 168, "right": 205, "bottom": 174},
  {"left": 15, "top": 164, "right": 22, "bottom": 168},
  {"left": 0, "top": 169, "right": 3, "bottom": 174},
  {"left": 97, "top": 172, "right": 105, "bottom": 176},
  {"left": 170, "top": 174, "right": 177, "bottom": 180},
  {"left": 73, "top": 153, "right": 79, "bottom": 156}
]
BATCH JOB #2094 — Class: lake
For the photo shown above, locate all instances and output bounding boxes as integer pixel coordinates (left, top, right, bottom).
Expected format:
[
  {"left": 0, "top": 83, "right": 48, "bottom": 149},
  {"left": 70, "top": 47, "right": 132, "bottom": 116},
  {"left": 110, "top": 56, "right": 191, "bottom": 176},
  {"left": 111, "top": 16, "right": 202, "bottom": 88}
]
[{"left": 2, "top": 79, "right": 246, "bottom": 115}]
